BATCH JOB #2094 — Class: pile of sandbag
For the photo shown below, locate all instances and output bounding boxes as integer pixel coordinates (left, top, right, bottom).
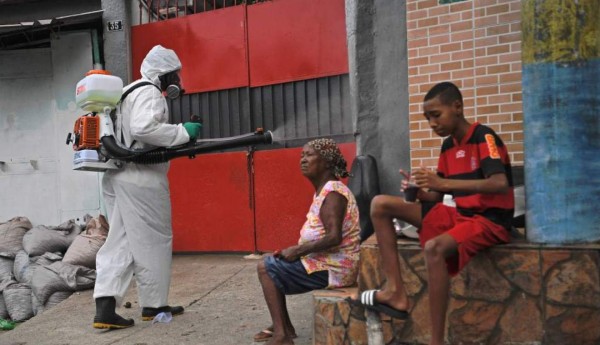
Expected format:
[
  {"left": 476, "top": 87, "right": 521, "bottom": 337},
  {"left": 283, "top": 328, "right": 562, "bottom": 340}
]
[{"left": 0, "top": 215, "right": 108, "bottom": 322}]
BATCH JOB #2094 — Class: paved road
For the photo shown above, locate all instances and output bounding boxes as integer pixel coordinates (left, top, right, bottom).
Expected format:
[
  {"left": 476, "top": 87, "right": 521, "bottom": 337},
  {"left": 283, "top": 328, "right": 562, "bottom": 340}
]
[{"left": 0, "top": 255, "right": 314, "bottom": 345}]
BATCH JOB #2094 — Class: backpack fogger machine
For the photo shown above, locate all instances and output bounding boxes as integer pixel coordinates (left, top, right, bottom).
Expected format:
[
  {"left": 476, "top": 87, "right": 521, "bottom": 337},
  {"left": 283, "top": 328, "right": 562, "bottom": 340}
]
[{"left": 66, "top": 70, "right": 273, "bottom": 172}]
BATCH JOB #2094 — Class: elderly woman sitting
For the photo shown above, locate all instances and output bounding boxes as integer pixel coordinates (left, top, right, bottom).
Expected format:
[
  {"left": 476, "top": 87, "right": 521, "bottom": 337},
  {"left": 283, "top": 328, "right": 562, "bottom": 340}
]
[{"left": 255, "top": 138, "right": 360, "bottom": 345}]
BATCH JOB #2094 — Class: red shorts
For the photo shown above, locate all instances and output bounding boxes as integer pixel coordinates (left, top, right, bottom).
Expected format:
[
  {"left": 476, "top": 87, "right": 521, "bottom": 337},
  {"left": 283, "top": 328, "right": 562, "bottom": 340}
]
[{"left": 419, "top": 203, "right": 510, "bottom": 276}]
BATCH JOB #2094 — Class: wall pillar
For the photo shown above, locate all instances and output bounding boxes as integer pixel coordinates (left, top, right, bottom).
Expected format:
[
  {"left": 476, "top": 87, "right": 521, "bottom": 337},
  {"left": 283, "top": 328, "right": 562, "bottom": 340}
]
[
  {"left": 101, "top": 0, "right": 131, "bottom": 83},
  {"left": 345, "top": 0, "right": 410, "bottom": 195}
]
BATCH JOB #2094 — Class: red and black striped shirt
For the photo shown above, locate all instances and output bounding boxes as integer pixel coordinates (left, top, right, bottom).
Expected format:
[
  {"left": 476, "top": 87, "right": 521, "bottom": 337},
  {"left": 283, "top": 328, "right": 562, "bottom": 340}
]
[{"left": 437, "top": 122, "right": 514, "bottom": 229}]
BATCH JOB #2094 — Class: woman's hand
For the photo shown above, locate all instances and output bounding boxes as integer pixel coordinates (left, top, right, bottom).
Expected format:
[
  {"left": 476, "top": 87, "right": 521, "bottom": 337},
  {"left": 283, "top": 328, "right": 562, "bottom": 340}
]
[{"left": 278, "top": 246, "right": 301, "bottom": 262}]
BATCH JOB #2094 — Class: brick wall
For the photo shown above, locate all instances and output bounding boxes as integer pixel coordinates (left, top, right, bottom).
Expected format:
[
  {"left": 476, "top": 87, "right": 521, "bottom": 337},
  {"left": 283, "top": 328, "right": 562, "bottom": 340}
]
[{"left": 406, "top": 0, "right": 524, "bottom": 169}]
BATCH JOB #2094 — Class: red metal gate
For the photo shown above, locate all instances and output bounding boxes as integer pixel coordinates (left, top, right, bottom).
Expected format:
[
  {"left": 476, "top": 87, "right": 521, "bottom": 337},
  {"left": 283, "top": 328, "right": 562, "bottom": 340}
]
[{"left": 169, "top": 143, "right": 356, "bottom": 252}]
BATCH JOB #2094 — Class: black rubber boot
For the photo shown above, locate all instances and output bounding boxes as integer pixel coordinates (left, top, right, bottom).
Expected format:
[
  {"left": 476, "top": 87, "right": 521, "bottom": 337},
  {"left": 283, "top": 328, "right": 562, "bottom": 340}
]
[
  {"left": 141, "top": 305, "right": 185, "bottom": 321},
  {"left": 93, "top": 297, "right": 135, "bottom": 329}
]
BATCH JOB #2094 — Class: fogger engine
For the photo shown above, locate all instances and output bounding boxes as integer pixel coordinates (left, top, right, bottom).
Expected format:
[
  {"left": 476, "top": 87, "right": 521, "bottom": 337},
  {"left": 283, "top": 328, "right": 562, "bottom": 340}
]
[
  {"left": 70, "top": 115, "right": 100, "bottom": 150},
  {"left": 67, "top": 70, "right": 273, "bottom": 172},
  {"left": 66, "top": 113, "right": 120, "bottom": 172}
]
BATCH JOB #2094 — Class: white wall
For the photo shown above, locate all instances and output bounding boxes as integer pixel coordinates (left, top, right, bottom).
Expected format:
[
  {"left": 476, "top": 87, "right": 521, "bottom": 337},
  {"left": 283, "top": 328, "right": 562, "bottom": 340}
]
[{"left": 0, "top": 31, "right": 103, "bottom": 227}]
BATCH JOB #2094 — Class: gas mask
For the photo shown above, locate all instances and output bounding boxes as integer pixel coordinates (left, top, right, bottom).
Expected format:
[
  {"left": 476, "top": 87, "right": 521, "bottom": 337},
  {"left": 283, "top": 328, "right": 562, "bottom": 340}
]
[{"left": 159, "top": 70, "right": 185, "bottom": 99}]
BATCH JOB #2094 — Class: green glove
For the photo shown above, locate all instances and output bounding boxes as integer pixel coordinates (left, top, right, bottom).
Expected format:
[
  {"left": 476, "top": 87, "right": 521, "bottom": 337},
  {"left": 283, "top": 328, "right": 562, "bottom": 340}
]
[{"left": 183, "top": 122, "right": 202, "bottom": 141}]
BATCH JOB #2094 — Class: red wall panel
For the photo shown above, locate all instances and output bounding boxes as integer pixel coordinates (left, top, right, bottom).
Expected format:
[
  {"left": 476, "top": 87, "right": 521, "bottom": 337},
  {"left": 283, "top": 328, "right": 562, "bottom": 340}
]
[
  {"left": 253, "top": 143, "right": 356, "bottom": 252},
  {"left": 131, "top": 0, "right": 349, "bottom": 91},
  {"left": 169, "top": 152, "right": 254, "bottom": 252},
  {"left": 131, "top": 8, "right": 248, "bottom": 93},
  {"left": 247, "top": 0, "right": 349, "bottom": 86}
]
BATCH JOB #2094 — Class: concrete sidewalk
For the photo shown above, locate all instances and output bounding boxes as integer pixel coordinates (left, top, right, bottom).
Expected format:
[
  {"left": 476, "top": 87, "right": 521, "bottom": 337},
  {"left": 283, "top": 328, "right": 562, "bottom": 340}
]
[{"left": 0, "top": 255, "right": 314, "bottom": 345}]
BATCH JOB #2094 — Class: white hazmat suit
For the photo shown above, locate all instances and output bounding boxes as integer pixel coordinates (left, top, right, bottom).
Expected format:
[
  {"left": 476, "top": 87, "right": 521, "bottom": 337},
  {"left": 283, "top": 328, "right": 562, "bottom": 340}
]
[{"left": 93, "top": 45, "right": 190, "bottom": 308}]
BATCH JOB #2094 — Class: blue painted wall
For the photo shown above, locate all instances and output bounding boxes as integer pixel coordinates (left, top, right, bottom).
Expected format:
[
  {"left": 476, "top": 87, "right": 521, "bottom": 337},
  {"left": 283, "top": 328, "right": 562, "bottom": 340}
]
[{"left": 523, "top": 59, "right": 600, "bottom": 243}]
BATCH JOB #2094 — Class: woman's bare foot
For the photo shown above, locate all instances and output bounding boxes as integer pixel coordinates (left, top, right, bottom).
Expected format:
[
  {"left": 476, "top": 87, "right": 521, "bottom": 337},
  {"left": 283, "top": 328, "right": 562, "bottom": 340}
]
[
  {"left": 254, "top": 325, "right": 297, "bottom": 342},
  {"left": 265, "top": 334, "right": 295, "bottom": 345}
]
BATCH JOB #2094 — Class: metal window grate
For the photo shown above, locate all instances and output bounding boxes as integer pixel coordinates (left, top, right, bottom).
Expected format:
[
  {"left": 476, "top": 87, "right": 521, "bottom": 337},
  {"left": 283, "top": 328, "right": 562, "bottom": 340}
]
[
  {"left": 168, "top": 74, "right": 354, "bottom": 149},
  {"left": 139, "top": 0, "right": 267, "bottom": 24}
]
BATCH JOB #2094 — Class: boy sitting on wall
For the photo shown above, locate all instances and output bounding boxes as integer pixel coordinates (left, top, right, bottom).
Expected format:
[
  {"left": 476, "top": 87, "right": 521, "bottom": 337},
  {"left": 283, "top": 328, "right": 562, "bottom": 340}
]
[{"left": 349, "top": 81, "right": 514, "bottom": 345}]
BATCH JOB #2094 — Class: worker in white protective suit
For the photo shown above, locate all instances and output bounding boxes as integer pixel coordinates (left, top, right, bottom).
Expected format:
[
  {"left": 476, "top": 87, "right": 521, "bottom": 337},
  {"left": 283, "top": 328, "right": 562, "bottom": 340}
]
[{"left": 92, "top": 45, "right": 202, "bottom": 329}]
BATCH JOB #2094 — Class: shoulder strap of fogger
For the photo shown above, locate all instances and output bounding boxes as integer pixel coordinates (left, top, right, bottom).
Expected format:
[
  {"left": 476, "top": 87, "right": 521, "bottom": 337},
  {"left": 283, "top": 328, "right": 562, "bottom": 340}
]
[{"left": 118, "top": 81, "right": 162, "bottom": 148}]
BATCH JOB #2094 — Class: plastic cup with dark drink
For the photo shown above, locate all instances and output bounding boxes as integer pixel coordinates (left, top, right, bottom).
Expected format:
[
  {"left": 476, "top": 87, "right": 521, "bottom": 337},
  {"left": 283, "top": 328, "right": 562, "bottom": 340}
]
[{"left": 404, "top": 181, "right": 419, "bottom": 203}]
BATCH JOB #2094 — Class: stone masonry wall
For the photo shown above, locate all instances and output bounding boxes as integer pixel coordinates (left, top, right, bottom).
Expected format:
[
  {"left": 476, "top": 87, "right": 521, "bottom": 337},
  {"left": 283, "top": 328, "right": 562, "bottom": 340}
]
[
  {"left": 355, "top": 240, "right": 600, "bottom": 345},
  {"left": 406, "top": 0, "right": 524, "bottom": 169}
]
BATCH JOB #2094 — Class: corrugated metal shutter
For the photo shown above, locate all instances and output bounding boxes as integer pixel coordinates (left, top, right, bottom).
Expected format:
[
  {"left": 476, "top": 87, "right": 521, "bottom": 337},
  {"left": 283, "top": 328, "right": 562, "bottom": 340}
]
[{"left": 168, "top": 74, "right": 353, "bottom": 149}]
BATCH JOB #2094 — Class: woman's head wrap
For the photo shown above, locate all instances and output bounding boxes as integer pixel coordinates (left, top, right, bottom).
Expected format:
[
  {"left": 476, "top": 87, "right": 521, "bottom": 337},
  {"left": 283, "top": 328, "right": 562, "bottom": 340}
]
[{"left": 307, "top": 138, "right": 350, "bottom": 178}]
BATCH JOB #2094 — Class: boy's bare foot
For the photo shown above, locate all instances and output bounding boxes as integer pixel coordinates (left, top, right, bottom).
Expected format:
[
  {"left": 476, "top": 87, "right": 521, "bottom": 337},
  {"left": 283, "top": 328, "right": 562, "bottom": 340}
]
[
  {"left": 347, "top": 289, "right": 409, "bottom": 312},
  {"left": 374, "top": 289, "right": 410, "bottom": 312}
]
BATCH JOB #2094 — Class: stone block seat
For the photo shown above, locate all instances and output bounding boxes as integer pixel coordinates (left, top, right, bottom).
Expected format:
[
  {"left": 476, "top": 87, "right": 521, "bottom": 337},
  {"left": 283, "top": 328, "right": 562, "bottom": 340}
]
[{"left": 313, "top": 235, "right": 600, "bottom": 345}]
